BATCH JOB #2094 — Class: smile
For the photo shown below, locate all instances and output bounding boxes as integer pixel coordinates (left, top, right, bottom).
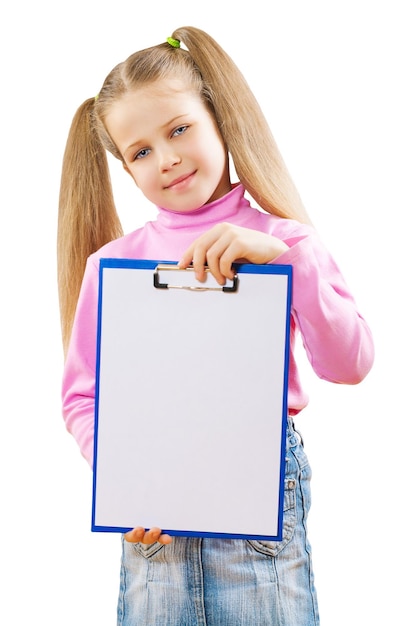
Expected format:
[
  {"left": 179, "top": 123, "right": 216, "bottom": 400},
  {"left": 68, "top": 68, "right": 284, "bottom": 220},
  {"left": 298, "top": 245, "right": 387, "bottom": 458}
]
[{"left": 164, "top": 171, "right": 196, "bottom": 190}]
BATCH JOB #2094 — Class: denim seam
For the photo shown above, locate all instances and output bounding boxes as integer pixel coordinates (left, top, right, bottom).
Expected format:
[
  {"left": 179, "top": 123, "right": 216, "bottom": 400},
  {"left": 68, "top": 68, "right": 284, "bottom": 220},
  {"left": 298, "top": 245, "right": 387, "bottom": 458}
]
[
  {"left": 298, "top": 465, "right": 320, "bottom": 625},
  {"left": 190, "top": 537, "right": 207, "bottom": 626}
]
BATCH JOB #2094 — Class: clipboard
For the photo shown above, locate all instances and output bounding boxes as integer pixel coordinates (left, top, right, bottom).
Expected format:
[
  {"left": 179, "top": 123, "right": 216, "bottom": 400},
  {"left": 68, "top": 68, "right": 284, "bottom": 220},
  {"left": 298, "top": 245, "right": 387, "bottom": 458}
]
[{"left": 92, "top": 259, "right": 292, "bottom": 541}]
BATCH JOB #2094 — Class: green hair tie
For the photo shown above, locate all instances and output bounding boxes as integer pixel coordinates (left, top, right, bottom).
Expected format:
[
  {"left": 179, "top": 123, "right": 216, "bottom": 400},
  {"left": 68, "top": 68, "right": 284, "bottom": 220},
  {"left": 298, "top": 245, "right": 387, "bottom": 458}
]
[{"left": 167, "top": 36, "right": 180, "bottom": 48}]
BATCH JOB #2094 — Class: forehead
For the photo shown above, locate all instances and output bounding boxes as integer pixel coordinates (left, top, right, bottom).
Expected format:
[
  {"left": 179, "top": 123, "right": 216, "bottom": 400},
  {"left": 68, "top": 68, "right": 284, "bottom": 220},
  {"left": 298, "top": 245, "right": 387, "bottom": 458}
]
[
  {"left": 104, "top": 78, "right": 211, "bottom": 152},
  {"left": 107, "top": 78, "right": 203, "bottom": 125}
]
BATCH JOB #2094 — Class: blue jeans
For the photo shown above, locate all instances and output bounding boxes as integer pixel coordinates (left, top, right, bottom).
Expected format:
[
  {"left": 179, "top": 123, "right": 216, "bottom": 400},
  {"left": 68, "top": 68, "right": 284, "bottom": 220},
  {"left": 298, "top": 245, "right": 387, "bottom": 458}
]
[{"left": 117, "top": 418, "right": 320, "bottom": 625}]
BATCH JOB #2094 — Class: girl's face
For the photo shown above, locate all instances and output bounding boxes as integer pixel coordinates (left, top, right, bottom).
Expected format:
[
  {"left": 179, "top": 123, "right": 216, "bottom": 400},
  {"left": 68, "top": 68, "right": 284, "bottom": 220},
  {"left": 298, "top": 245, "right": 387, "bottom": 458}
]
[{"left": 105, "top": 78, "right": 231, "bottom": 212}]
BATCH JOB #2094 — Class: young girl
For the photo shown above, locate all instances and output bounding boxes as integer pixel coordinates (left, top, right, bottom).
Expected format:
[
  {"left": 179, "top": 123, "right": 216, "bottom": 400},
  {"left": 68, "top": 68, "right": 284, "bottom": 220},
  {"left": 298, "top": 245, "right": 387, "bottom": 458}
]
[{"left": 58, "top": 26, "right": 374, "bottom": 626}]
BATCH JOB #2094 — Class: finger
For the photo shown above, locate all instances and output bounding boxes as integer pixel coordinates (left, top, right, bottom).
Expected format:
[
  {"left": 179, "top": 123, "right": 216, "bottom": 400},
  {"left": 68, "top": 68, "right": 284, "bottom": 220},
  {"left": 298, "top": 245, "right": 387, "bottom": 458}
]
[
  {"left": 141, "top": 530, "right": 172, "bottom": 545},
  {"left": 124, "top": 526, "right": 146, "bottom": 543},
  {"left": 140, "top": 527, "right": 164, "bottom": 544},
  {"left": 177, "top": 246, "right": 194, "bottom": 270},
  {"left": 140, "top": 527, "right": 172, "bottom": 545},
  {"left": 124, "top": 526, "right": 166, "bottom": 544},
  {"left": 217, "top": 239, "right": 245, "bottom": 279},
  {"left": 178, "top": 225, "right": 227, "bottom": 281},
  {"left": 177, "top": 242, "right": 209, "bottom": 282},
  {"left": 205, "top": 234, "right": 238, "bottom": 284},
  {"left": 191, "top": 243, "right": 210, "bottom": 281}
]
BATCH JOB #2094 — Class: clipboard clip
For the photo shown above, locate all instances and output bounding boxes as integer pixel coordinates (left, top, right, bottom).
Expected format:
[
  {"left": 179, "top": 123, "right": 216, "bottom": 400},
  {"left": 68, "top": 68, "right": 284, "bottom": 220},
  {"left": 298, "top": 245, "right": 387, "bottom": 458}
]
[{"left": 153, "top": 264, "right": 239, "bottom": 293}]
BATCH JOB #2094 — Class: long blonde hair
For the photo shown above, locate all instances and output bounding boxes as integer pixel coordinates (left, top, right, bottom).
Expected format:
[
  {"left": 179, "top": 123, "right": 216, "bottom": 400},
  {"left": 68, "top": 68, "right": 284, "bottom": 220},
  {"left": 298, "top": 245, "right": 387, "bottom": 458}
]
[{"left": 58, "top": 26, "right": 311, "bottom": 353}]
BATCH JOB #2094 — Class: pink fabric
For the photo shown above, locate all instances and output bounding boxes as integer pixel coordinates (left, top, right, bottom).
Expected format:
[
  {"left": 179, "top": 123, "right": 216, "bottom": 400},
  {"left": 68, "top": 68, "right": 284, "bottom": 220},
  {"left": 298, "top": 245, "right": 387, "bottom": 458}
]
[{"left": 62, "top": 185, "right": 374, "bottom": 466}]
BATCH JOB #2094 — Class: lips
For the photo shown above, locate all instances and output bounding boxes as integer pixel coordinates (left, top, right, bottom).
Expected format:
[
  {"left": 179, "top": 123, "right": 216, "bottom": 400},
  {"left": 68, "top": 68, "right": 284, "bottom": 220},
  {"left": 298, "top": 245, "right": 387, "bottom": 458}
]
[{"left": 164, "top": 171, "right": 196, "bottom": 189}]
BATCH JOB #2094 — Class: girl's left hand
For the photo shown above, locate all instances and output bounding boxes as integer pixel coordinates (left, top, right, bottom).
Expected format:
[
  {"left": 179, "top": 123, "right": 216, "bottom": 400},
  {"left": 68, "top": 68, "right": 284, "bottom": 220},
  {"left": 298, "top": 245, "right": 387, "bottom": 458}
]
[
  {"left": 124, "top": 526, "right": 172, "bottom": 545},
  {"left": 178, "top": 223, "right": 289, "bottom": 284}
]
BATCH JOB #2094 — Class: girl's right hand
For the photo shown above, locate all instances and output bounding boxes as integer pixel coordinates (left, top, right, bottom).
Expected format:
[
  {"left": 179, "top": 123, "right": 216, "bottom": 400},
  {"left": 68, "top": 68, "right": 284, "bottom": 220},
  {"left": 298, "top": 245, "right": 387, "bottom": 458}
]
[
  {"left": 124, "top": 526, "right": 172, "bottom": 545},
  {"left": 178, "top": 222, "right": 289, "bottom": 285}
]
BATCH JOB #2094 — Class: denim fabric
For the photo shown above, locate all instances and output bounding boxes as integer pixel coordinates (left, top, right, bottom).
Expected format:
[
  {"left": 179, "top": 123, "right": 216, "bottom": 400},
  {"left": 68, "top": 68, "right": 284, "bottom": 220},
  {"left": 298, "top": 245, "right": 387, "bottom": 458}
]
[{"left": 117, "top": 419, "right": 319, "bottom": 625}]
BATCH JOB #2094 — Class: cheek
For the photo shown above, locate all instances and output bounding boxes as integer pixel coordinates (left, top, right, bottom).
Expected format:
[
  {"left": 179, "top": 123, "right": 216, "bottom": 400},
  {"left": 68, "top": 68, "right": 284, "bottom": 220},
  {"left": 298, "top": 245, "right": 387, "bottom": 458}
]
[
  {"left": 209, "top": 141, "right": 227, "bottom": 171},
  {"left": 129, "top": 166, "right": 152, "bottom": 189},
  {"left": 198, "top": 134, "right": 225, "bottom": 166},
  {"left": 123, "top": 164, "right": 140, "bottom": 187}
]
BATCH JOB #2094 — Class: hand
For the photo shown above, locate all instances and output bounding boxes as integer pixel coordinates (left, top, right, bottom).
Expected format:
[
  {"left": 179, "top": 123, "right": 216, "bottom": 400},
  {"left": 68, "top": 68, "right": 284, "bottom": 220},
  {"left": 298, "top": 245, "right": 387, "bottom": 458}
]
[
  {"left": 178, "top": 223, "right": 289, "bottom": 284},
  {"left": 124, "top": 526, "right": 172, "bottom": 545}
]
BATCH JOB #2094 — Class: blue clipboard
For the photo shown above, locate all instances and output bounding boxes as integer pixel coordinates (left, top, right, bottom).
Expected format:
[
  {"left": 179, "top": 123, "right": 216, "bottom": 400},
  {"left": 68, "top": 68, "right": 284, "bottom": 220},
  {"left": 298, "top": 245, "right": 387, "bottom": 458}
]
[{"left": 92, "top": 259, "right": 292, "bottom": 541}]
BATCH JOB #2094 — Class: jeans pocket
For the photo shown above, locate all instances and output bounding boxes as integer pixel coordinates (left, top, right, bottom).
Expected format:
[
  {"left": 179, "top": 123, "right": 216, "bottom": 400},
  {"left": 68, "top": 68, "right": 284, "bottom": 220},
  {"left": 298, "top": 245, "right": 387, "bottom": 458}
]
[
  {"left": 131, "top": 540, "right": 166, "bottom": 559},
  {"left": 247, "top": 539, "right": 280, "bottom": 557}
]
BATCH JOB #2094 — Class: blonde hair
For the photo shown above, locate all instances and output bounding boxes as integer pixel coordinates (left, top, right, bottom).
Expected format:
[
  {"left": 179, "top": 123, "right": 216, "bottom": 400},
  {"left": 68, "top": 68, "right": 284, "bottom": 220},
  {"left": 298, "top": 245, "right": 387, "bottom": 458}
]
[{"left": 58, "top": 26, "right": 311, "bottom": 352}]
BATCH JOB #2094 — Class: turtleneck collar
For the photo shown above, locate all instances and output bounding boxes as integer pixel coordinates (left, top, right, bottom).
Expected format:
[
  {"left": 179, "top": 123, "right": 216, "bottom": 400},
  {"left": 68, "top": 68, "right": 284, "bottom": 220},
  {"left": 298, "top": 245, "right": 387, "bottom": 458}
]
[{"left": 155, "top": 184, "right": 251, "bottom": 230}]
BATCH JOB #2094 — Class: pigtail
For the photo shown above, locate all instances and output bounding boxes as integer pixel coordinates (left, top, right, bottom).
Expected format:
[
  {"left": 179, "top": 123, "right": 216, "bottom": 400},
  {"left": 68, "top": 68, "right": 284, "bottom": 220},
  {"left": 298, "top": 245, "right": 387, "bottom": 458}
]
[
  {"left": 172, "top": 27, "right": 312, "bottom": 225},
  {"left": 57, "top": 98, "right": 123, "bottom": 354}
]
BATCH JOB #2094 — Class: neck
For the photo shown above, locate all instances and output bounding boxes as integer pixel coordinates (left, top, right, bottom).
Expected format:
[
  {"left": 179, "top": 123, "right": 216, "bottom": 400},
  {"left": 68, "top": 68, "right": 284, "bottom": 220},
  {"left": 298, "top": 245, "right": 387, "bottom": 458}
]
[{"left": 155, "top": 184, "right": 249, "bottom": 230}]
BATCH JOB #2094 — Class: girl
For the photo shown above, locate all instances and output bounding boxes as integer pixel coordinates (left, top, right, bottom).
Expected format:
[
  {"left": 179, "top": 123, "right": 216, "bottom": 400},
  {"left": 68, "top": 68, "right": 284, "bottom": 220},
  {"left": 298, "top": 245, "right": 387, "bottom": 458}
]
[{"left": 58, "top": 26, "right": 374, "bottom": 626}]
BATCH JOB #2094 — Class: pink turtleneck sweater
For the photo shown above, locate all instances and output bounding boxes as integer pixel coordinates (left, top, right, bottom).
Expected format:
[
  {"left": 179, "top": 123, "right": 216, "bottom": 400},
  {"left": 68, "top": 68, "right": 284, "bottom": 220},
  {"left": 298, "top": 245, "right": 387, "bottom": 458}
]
[{"left": 62, "top": 185, "right": 374, "bottom": 467}]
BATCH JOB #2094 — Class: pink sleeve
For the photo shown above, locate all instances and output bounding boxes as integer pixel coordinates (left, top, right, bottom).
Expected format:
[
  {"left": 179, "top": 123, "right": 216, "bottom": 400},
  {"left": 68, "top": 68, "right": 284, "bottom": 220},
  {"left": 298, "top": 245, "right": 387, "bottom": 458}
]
[
  {"left": 276, "top": 230, "right": 374, "bottom": 384},
  {"left": 61, "top": 257, "right": 100, "bottom": 467}
]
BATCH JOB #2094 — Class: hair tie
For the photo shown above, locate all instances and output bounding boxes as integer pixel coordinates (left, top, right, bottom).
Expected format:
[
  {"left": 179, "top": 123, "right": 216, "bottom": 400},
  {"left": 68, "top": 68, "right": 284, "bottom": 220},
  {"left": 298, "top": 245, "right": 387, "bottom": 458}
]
[{"left": 167, "top": 37, "right": 180, "bottom": 48}]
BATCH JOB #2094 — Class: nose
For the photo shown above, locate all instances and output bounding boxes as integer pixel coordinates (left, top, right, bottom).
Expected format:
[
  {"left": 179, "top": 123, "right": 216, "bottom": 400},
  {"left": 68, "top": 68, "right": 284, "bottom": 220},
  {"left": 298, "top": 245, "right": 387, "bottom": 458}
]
[{"left": 159, "top": 147, "right": 181, "bottom": 172}]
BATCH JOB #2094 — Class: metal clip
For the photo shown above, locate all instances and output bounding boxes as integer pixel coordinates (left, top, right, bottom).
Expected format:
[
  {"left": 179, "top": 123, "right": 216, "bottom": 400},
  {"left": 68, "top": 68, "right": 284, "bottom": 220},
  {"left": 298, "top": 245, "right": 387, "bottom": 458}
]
[{"left": 153, "top": 265, "right": 239, "bottom": 293}]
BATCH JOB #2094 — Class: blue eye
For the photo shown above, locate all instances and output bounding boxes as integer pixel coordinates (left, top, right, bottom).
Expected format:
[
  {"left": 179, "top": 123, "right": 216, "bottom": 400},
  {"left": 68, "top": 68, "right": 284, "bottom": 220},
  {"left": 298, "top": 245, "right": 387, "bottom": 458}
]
[
  {"left": 172, "top": 125, "right": 188, "bottom": 137},
  {"left": 135, "top": 148, "right": 150, "bottom": 160}
]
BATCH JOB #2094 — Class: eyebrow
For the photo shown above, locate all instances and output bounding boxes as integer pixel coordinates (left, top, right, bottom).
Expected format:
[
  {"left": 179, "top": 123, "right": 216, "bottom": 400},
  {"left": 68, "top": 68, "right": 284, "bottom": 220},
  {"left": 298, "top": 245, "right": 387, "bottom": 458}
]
[{"left": 123, "top": 114, "right": 191, "bottom": 158}]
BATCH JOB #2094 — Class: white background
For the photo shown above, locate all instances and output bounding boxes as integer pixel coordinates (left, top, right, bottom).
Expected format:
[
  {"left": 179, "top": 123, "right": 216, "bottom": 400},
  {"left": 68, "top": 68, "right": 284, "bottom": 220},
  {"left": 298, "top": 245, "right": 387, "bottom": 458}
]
[{"left": 1, "top": 1, "right": 415, "bottom": 624}]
